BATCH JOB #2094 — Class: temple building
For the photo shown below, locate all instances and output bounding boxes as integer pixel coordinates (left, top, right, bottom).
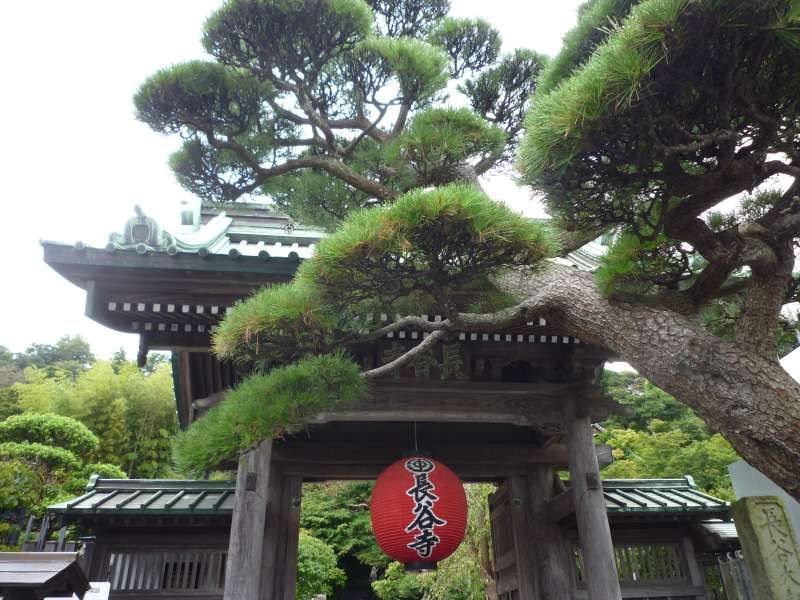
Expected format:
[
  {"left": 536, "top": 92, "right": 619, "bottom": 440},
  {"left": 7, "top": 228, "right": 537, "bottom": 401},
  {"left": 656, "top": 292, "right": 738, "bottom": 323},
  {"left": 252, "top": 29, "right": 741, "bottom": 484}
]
[{"left": 39, "top": 203, "right": 741, "bottom": 600}]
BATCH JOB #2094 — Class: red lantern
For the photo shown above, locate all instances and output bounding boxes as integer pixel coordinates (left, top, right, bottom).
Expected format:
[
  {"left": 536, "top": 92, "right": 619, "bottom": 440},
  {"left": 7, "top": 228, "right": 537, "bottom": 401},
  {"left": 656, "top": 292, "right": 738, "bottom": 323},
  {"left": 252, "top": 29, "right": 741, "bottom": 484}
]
[{"left": 370, "top": 456, "right": 467, "bottom": 568}]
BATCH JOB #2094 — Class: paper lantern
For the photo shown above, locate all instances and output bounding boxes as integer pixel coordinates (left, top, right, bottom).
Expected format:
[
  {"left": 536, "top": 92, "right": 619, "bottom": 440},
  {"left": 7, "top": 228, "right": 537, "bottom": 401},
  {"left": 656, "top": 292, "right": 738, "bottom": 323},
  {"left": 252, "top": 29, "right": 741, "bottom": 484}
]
[{"left": 370, "top": 456, "right": 467, "bottom": 568}]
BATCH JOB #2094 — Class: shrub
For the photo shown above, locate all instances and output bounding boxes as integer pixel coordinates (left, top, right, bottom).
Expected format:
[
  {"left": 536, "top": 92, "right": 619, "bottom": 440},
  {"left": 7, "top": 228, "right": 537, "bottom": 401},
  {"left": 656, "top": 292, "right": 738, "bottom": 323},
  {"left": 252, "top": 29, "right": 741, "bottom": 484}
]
[{"left": 0, "top": 413, "right": 99, "bottom": 456}]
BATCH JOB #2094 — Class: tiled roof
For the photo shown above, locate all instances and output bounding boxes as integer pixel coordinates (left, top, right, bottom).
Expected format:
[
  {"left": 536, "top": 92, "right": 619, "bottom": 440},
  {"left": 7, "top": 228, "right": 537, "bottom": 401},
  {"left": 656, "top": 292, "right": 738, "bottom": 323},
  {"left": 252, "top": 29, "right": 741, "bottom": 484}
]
[
  {"left": 49, "top": 476, "right": 730, "bottom": 519},
  {"left": 696, "top": 519, "right": 739, "bottom": 543},
  {"left": 601, "top": 477, "right": 730, "bottom": 515},
  {"left": 48, "top": 477, "right": 236, "bottom": 517},
  {"left": 47, "top": 203, "right": 605, "bottom": 271}
]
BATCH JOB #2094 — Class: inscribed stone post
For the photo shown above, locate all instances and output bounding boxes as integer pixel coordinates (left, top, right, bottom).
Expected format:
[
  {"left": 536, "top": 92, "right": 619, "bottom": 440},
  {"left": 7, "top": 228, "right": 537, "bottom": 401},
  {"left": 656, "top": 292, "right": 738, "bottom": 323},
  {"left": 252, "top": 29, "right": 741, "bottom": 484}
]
[{"left": 731, "top": 496, "right": 800, "bottom": 599}]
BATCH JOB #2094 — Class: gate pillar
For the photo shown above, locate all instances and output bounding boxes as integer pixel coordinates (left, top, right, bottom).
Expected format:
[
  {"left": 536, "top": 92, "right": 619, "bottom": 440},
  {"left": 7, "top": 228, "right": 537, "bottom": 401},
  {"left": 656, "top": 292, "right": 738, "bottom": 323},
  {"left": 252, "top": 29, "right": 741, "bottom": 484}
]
[
  {"left": 562, "top": 398, "right": 622, "bottom": 600},
  {"left": 224, "top": 440, "right": 273, "bottom": 600},
  {"left": 223, "top": 442, "right": 302, "bottom": 600},
  {"left": 259, "top": 465, "right": 303, "bottom": 600},
  {"left": 526, "top": 466, "right": 573, "bottom": 600}
]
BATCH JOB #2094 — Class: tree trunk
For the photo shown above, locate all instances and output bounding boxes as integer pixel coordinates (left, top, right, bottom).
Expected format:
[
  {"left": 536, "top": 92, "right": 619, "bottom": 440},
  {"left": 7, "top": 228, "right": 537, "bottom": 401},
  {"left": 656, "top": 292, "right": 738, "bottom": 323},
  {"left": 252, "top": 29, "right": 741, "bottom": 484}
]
[{"left": 497, "top": 265, "right": 800, "bottom": 501}]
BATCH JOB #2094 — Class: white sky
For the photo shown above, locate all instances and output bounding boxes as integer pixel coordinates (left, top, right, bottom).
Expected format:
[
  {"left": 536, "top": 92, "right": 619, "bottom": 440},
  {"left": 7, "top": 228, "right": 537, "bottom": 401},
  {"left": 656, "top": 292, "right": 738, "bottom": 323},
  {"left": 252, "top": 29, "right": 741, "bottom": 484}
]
[{"left": 0, "top": 1, "right": 585, "bottom": 359}]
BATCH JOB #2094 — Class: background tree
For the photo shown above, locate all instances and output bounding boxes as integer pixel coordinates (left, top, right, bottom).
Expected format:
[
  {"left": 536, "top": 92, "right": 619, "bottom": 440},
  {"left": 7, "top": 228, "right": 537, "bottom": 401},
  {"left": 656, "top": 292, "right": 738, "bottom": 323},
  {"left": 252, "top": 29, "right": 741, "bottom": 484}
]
[
  {"left": 139, "top": 0, "right": 800, "bottom": 501},
  {"left": 295, "top": 530, "right": 347, "bottom": 600},
  {"left": 134, "top": 0, "right": 544, "bottom": 223},
  {"left": 0, "top": 413, "right": 124, "bottom": 538},
  {"left": 600, "top": 371, "right": 739, "bottom": 499},
  {"left": 11, "top": 355, "right": 177, "bottom": 478},
  {"left": 13, "top": 335, "right": 94, "bottom": 378}
]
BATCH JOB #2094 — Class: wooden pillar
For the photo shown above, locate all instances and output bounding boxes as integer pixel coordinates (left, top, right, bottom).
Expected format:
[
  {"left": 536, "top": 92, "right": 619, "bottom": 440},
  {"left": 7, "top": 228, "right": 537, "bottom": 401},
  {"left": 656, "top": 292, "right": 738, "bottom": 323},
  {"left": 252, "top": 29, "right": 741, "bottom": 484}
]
[
  {"left": 223, "top": 440, "right": 273, "bottom": 600},
  {"left": 562, "top": 398, "right": 621, "bottom": 600},
  {"left": 259, "top": 466, "right": 303, "bottom": 600},
  {"left": 508, "top": 475, "right": 539, "bottom": 600},
  {"left": 526, "top": 466, "right": 573, "bottom": 600}
]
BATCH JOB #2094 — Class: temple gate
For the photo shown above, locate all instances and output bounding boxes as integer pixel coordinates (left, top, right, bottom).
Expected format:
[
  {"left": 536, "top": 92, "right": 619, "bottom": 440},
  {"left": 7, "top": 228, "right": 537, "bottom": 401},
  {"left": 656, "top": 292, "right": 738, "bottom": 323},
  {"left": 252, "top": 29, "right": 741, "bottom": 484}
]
[{"left": 42, "top": 204, "right": 731, "bottom": 600}]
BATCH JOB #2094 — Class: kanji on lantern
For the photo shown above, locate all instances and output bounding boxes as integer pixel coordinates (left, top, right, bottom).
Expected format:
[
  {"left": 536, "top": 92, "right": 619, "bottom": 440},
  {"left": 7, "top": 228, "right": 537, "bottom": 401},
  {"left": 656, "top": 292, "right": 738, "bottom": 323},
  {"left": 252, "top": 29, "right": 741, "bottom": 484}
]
[{"left": 370, "top": 457, "right": 468, "bottom": 567}]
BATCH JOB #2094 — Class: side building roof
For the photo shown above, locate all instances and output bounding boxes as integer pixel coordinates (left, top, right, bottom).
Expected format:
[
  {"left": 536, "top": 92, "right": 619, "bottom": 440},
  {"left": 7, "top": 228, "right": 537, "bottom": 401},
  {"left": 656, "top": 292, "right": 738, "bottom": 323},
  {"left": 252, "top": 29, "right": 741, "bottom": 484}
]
[{"left": 49, "top": 475, "right": 729, "bottom": 521}]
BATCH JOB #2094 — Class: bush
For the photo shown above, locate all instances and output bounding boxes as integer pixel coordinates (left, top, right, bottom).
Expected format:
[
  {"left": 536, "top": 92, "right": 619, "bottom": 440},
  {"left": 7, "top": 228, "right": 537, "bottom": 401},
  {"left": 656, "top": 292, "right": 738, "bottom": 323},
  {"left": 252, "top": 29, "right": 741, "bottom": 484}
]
[
  {"left": 0, "top": 441, "right": 79, "bottom": 471},
  {"left": 0, "top": 459, "right": 43, "bottom": 511},
  {"left": 296, "top": 530, "right": 346, "bottom": 600},
  {"left": 0, "top": 413, "right": 99, "bottom": 456}
]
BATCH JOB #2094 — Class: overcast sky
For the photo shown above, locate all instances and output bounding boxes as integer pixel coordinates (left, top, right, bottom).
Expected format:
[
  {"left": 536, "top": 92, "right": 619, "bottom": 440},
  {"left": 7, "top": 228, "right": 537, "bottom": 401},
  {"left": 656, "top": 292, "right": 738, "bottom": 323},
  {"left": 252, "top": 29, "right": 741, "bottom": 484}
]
[{"left": 0, "top": 1, "right": 585, "bottom": 359}]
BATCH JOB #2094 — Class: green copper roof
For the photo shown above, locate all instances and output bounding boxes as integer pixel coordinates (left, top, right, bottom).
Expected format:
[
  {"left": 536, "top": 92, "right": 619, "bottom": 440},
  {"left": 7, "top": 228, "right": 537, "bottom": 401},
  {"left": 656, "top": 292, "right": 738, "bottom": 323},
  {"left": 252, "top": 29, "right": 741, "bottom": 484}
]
[
  {"left": 48, "top": 475, "right": 729, "bottom": 519},
  {"left": 599, "top": 477, "right": 730, "bottom": 515},
  {"left": 48, "top": 477, "right": 236, "bottom": 517}
]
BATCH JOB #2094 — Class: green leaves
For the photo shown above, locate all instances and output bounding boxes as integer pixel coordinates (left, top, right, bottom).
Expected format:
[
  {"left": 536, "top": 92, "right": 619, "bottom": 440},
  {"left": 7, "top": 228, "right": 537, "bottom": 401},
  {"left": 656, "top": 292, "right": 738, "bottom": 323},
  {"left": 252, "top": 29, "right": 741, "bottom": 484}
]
[
  {"left": 520, "top": 0, "right": 688, "bottom": 181},
  {"left": 0, "top": 414, "right": 99, "bottom": 457},
  {"left": 173, "top": 353, "right": 366, "bottom": 473},
  {"left": 429, "top": 17, "right": 501, "bottom": 78},
  {"left": 212, "top": 280, "right": 336, "bottom": 367},
  {"left": 203, "top": 0, "right": 373, "bottom": 80},
  {"left": 461, "top": 49, "right": 546, "bottom": 150},
  {"left": 302, "top": 183, "right": 553, "bottom": 312},
  {"left": 296, "top": 531, "right": 347, "bottom": 599},
  {"left": 0, "top": 442, "right": 80, "bottom": 471},
  {"left": 358, "top": 37, "right": 449, "bottom": 105},
  {"left": 134, "top": 61, "right": 268, "bottom": 135},
  {"left": 387, "top": 108, "right": 506, "bottom": 184},
  {"left": 536, "top": 0, "right": 638, "bottom": 95}
]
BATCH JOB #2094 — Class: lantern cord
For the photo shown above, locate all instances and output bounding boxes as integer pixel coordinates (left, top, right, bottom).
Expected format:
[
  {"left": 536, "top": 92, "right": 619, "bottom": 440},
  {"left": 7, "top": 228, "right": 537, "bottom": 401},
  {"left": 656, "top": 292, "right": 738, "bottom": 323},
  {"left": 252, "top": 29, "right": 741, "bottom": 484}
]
[{"left": 413, "top": 421, "right": 419, "bottom": 452}]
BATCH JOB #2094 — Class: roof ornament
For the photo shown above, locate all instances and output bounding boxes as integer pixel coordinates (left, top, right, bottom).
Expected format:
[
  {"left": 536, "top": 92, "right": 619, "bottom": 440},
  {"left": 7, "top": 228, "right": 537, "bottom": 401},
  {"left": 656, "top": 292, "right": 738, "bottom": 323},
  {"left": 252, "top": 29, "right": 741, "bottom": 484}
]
[{"left": 107, "top": 205, "right": 178, "bottom": 255}]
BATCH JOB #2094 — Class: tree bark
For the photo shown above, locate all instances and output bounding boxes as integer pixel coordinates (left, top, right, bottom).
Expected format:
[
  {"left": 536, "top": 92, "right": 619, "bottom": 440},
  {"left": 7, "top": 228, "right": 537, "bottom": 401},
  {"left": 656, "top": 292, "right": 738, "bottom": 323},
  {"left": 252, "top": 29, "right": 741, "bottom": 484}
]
[{"left": 493, "top": 264, "right": 800, "bottom": 501}]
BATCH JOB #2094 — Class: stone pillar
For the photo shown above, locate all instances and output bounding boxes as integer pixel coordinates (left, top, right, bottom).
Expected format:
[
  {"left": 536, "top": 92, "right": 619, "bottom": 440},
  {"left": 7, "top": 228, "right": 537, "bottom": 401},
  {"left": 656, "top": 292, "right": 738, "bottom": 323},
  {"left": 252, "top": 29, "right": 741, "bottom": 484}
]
[
  {"left": 224, "top": 440, "right": 273, "bottom": 600},
  {"left": 562, "top": 398, "right": 621, "bottom": 600},
  {"left": 526, "top": 466, "right": 573, "bottom": 600},
  {"left": 731, "top": 496, "right": 800, "bottom": 599}
]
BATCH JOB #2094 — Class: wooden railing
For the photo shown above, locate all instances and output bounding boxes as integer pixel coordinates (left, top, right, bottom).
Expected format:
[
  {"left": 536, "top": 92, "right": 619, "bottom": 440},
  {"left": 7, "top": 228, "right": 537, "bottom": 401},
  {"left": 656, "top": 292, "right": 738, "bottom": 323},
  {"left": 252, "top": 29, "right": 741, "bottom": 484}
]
[
  {"left": 106, "top": 549, "right": 227, "bottom": 596},
  {"left": 573, "top": 542, "right": 706, "bottom": 599}
]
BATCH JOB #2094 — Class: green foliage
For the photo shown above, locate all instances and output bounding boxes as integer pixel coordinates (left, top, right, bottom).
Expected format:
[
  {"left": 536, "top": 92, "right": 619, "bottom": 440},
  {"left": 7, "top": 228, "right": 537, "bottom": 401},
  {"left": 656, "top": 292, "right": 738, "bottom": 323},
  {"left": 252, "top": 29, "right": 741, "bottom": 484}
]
[
  {"left": 358, "top": 37, "right": 449, "bottom": 105},
  {"left": 367, "top": 0, "right": 449, "bottom": 37},
  {"left": 13, "top": 336, "right": 94, "bottom": 378},
  {"left": 595, "top": 232, "right": 689, "bottom": 295},
  {"left": 537, "top": 0, "right": 638, "bottom": 94},
  {"left": 135, "top": 61, "right": 268, "bottom": 136},
  {"left": 301, "top": 183, "right": 554, "bottom": 312},
  {"left": 372, "top": 562, "right": 426, "bottom": 600},
  {"left": 600, "top": 427, "right": 738, "bottom": 500},
  {"left": 600, "top": 371, "right": 738, "bottom": 499},
  {"left": 301, "top": 482, "right": 387, "bottom": 567},
  {"left": 387, "top": 108, "right": 506, "bottom": 184},
  {"left": 174, "top": 353, "right": 366, "bottom": 473},
  {"left": 521, "top": 0, "right": 687, "bottom": 180},
  {"left": 213, "top": 280, "right": 335, "bottom": 366},
  {"left": 0, "top": 386, "right": 21, "bottom": 421},
  {"left": 215, "top": 184, "right": 553, "bottom": 367},
  {"left": 11, "top": 360, "right": 177, "bottom": 478},
  {"left": 461, "top": 49, "right": 547, "bottom": 148},
  {"left": 0, "top": 442, "right": 79, "bottom": 471},
  {"left": 296, "top": 530, "right": 347, "bottom": 599},
  {"left": 0, "top": 459, "right": 43, "bottom": 512},
  {"left": 203, "top": 0, "right": 373, "bottom": 80},
  {"left": 428, "top": 17, "right": 501, "bottom": 78},
  {"left": 0, "top": 414, "right": 99, "bottom": 457},
  {"left": 138, "top": 0, "right": 543, "bottom": 207},
  {"left": 521, "top": 0, "right": 800, "bottom": 305}
]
